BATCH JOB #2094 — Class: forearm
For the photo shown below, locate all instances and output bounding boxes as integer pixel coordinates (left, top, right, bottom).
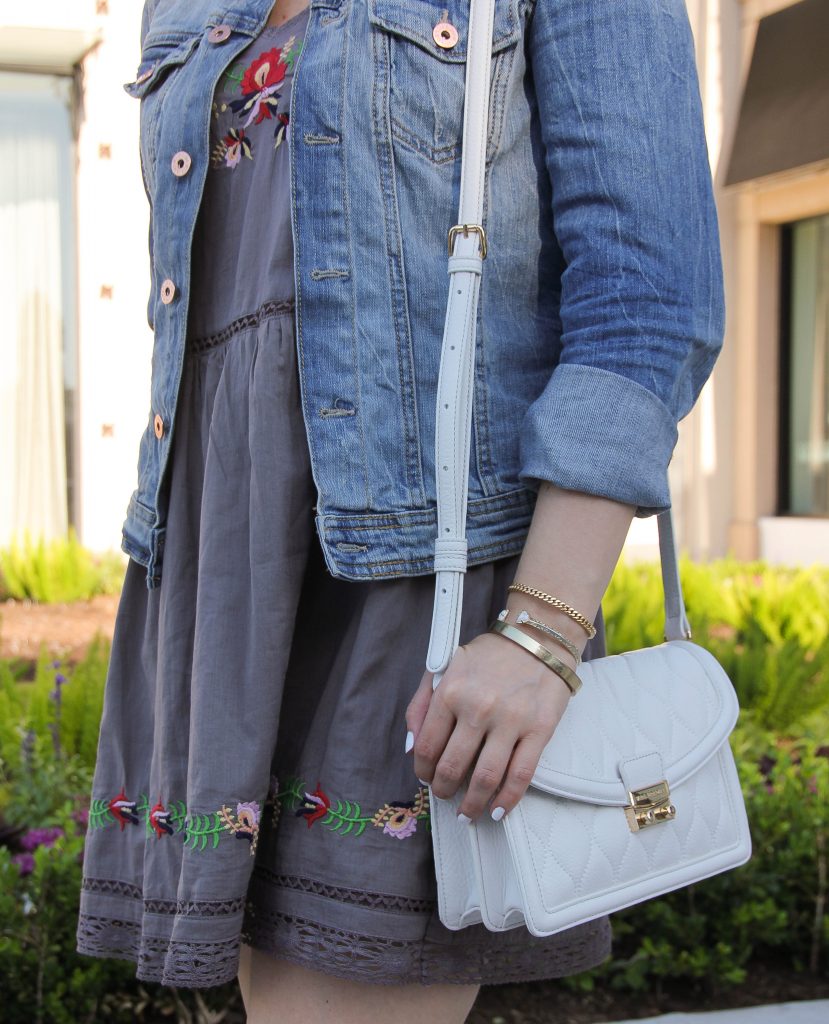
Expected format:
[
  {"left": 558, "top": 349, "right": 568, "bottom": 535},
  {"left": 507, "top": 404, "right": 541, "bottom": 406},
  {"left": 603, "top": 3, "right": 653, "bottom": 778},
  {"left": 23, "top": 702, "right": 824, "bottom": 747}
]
[{"left": 503, "top": 482, "right": 636, "bottom": 670}]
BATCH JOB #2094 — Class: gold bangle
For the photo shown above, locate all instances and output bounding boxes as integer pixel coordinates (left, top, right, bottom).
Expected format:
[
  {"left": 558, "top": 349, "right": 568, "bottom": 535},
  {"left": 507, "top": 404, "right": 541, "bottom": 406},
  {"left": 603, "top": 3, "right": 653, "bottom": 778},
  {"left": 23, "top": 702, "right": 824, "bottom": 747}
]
[
  {"left": 496, "top": 609, "right": 582, "bottom": 665},
  {"left": 489, "top": 620, "right": 582, "bottom": 696},
  {"left": 506, "top": 583, "right": 596, "bottom": 639}
]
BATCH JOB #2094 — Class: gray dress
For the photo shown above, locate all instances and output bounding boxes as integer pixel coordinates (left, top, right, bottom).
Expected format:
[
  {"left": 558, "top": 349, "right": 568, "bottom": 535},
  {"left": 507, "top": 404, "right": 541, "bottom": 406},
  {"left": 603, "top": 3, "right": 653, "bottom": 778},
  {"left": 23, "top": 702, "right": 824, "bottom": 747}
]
[{"left": 76, "top": 6, "right": 612, "bottom": 989}]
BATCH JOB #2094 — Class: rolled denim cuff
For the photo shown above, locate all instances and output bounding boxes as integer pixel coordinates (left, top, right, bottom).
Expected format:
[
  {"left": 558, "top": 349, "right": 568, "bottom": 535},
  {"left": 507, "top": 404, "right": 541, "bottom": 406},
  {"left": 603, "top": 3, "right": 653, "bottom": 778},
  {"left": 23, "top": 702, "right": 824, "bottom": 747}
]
[{"left": 517, "top": 363, "right": 678, "bottom": 518}]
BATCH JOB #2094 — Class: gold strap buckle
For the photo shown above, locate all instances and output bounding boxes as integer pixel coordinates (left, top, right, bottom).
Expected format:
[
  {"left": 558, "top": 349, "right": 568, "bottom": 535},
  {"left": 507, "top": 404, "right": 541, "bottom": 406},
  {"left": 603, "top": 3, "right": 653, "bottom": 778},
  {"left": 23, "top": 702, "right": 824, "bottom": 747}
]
[
  {"left": 448, "top": 223, "right": 487, "bottom": 259},
  {"left": 624, "top": 780, "right": 676, "bottom": 833}
]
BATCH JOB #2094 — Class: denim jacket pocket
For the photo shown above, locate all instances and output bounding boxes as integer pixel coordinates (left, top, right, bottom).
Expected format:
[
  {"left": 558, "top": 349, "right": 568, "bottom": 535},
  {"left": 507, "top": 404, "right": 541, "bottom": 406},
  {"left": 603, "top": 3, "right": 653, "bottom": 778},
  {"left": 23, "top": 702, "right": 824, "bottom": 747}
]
[
  {"left": 123, "top": 31, "right": 202, "bottom": 190},
  {"left": 367, "top": 0, "right": 521, "bottom": 164}
]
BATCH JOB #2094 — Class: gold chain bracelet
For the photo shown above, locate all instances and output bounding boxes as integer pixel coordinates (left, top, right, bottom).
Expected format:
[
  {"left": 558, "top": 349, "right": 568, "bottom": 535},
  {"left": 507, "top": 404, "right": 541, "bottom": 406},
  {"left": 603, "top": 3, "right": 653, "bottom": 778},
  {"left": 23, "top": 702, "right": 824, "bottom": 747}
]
[{"left": 506, "top": 583, "right": 596, "bottom": 639}]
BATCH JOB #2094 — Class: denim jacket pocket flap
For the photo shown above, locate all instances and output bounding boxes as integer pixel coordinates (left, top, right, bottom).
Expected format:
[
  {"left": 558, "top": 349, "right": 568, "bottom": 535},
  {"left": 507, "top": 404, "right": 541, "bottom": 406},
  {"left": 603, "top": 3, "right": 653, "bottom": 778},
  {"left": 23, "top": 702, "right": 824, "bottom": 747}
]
[
  {"left": 123, "top": 32, "right": 201, "bottom": 98},
  {"left": 367, "top": 0, "right": 521, "bottom": 62}
]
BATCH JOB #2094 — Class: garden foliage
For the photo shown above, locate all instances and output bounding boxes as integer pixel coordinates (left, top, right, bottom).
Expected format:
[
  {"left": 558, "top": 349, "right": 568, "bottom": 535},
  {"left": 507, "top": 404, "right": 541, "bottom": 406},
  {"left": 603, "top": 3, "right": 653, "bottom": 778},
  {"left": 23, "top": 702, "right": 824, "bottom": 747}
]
[
  {"left": 0, "top": 529, "right": 125, "bottom": 603},
  {"left": 0, "top": 557, "right": 827, "bottom": 1021}
]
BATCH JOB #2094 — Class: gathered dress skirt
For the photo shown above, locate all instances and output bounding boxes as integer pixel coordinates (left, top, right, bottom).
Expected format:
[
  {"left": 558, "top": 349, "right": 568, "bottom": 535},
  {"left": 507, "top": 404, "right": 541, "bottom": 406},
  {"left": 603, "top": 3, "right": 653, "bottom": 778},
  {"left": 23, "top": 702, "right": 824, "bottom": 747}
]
[{"left": 75, "top": 295, "right": 613, "bottom": 988}]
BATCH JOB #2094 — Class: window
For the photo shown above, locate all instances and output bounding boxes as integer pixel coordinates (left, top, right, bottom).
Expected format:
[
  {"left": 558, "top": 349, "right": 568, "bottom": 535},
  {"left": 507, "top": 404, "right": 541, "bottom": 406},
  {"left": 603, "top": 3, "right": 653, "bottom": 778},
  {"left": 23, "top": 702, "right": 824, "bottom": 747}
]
[
  {"left": 779, "top": 213, "right": 829, "bottom": 517},
  {"left": 0, "top": 71, "right": 77, "bottom": 544}
]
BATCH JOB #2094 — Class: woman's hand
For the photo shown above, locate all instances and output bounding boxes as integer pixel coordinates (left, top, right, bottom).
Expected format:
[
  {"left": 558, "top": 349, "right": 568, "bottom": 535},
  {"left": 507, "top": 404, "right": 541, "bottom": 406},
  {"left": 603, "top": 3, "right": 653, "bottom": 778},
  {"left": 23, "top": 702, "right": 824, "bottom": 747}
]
[{"left": 404, "top": 628, "right": 574, "bottom": 822}]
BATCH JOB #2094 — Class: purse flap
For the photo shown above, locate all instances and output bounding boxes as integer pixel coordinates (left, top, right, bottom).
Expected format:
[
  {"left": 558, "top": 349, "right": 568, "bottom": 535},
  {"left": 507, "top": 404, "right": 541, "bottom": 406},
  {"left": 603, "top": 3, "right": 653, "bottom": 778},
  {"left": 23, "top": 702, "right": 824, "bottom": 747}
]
[{"left": 530, "top": 641, "right": 740, "bottom": 806}]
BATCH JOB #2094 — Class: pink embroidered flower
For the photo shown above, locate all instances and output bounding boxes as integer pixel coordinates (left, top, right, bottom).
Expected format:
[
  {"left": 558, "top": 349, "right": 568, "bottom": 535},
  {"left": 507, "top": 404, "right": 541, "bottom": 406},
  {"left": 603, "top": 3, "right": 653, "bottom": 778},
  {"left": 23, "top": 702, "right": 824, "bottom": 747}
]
[
  {"left": 296, "top": 782, "right": 330, "bottom": 828},
  {"left": 382, "top": 806, "right": 418, "bottom": 840},
  {"left": 236, "top": 801, "right": 261, "bottom": 831}
]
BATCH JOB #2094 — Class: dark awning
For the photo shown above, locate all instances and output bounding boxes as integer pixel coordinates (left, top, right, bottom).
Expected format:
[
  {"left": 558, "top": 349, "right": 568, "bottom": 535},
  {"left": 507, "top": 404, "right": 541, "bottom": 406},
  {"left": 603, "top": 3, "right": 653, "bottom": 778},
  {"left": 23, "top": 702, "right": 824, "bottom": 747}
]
[{"left": 724, "top": 0, "right": 829, "bottom": 186}]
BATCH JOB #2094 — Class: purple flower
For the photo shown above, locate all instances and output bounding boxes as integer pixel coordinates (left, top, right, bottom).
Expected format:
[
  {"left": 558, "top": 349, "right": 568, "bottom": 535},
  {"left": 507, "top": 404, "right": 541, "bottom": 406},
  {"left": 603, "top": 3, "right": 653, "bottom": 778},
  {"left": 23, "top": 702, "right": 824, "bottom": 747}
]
[
  {"left": 71, "top": 806, "right": 89, "bottom": 829},
  {"left": 20, "top": 826, "right": 64, "bottom": 852},
  {"left": 12, "top": 852, "right": 35, "bottom": 876},
  {"left": 55, "top": 673, "right": 67, "bottom": 685}
]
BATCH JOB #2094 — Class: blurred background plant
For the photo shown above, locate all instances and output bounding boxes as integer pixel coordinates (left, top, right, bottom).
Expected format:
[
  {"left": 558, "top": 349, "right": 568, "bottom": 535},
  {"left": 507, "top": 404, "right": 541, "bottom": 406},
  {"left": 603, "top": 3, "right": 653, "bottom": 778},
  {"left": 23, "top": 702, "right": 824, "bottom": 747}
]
[
  {"left": 0, "top": 555, "right": 827, "bottom": 1021},
  {"left": 0, "top": 529, "right": 125, "bottom": 604}
]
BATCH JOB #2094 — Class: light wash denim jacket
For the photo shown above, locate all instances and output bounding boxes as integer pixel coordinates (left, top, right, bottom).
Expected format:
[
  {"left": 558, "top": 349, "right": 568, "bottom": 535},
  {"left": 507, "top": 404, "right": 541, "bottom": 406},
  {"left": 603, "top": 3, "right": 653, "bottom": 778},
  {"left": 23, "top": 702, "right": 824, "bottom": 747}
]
[{"left": 124, "top": 0, "right": 725, "bottom": 588}]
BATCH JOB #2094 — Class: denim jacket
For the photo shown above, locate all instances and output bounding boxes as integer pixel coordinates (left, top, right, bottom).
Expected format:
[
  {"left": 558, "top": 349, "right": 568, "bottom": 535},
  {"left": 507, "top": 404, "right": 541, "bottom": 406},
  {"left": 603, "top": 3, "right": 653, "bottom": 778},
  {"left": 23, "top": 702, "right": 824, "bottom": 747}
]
[{"left": 123, "top": 0, "right": 725, "bottom": 588}]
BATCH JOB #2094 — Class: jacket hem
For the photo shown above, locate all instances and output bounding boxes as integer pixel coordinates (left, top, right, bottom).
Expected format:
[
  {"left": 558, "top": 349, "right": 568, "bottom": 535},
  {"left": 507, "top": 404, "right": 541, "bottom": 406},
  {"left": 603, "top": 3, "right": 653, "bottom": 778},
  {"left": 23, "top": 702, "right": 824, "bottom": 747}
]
[{"left": 315, "top": 487, "right": 537, "bottom": 580}]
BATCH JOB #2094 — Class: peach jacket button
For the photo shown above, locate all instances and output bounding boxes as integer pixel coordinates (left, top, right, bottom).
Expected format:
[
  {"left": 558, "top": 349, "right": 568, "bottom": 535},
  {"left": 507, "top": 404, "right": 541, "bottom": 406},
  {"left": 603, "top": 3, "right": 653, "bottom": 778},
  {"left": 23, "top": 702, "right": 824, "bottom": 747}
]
[
  {"left": 171, "top": 151, "right": 192, "bottom": 177},
  {"left": 432, "top": 21, "right": 459, "bottom": 49},
  {"left": 153, "top": 414, "right": 165, "bottom": 439},
  {"left": 207, "top": 24, "right": 232, "bottom": 43},
  {"left": 160, "top": 278, "right": 176, "bottom": 304}
]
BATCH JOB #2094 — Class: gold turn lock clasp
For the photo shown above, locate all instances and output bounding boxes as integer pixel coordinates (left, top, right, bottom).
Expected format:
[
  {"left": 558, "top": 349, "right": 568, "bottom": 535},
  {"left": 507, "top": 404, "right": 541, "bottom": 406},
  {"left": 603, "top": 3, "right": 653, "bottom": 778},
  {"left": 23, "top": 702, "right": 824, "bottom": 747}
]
[{"left": 624, "top": 780, "right": 676, "bottom": 833}]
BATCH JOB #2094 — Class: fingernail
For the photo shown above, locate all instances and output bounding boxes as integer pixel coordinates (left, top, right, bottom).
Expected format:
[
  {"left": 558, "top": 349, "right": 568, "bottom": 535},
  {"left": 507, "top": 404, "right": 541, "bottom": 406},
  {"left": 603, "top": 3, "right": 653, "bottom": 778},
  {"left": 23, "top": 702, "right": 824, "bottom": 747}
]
[
  {"left": 418, "top": 777, "right": 430, "bottom": 787},
  {"left": 457, "top": 812, "right": 472, "bottom": 825},
  {"left": 404, "top": 730, "right": 414, "bottom": 753},
  {"left": 490, "top": 806, "right": 506, "bottom": 821}
]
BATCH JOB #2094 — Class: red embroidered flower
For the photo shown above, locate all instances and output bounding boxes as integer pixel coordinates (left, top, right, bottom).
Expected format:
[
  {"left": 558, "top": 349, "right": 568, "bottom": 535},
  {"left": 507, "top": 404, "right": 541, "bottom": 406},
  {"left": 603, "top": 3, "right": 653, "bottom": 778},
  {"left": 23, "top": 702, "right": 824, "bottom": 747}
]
[
  {"left": 295, "top": 781, "right": 330, "bottom": 828},
  {"left": 149, "top": 799, "right": 174, "bottom": 838},
  {"left": 241, "top": 48, "right": 287, "bottom": 95},
  {"left": 109, "top": 787, "right": 139, "bottom": 831}
]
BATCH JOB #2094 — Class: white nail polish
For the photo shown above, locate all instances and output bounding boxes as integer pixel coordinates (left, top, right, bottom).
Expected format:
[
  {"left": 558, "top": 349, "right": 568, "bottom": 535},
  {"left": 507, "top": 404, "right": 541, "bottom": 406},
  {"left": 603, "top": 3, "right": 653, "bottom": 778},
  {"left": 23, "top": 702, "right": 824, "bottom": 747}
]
[
  {"left": 491, "top": 806, "right": 506, "bottom": 821},
  {"left": 404, "top": 730, "right": 414, "bottom": 753},
  {"left": 418, "top": 777, "right": 429, "bottom": 787},
  {"left": 457, "top": 812, "right": 472, "bottom": 825}
]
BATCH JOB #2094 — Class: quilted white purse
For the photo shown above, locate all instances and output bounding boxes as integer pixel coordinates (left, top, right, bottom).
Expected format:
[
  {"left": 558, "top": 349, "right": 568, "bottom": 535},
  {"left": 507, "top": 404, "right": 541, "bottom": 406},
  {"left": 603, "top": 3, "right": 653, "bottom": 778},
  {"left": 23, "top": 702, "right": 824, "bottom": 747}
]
[{"left": 425, "top": 0, "right": 752, "bottom": 936}]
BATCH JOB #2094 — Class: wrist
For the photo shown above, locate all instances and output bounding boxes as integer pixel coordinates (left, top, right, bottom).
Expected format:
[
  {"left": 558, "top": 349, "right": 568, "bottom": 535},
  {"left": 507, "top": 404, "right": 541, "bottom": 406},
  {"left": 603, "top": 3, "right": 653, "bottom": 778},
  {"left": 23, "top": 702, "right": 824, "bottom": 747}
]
[{"left": 500, "top": 596, "right": 585, "bottom": 671}]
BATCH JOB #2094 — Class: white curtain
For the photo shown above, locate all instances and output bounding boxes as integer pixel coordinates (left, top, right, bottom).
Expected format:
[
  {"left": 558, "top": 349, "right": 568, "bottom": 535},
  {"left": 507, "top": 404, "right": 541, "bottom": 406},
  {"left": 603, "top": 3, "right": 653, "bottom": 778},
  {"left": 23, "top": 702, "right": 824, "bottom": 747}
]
[{"left": 0, "top": 80, "right": 70, "bottom": 543}]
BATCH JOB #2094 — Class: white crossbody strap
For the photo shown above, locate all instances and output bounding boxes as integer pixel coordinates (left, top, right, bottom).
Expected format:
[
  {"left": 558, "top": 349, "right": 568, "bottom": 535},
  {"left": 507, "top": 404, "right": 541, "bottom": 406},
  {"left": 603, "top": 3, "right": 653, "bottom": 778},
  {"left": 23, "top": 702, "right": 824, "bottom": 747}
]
[{"left": 426, "top": 0, "right": 689, "bottom": 684}]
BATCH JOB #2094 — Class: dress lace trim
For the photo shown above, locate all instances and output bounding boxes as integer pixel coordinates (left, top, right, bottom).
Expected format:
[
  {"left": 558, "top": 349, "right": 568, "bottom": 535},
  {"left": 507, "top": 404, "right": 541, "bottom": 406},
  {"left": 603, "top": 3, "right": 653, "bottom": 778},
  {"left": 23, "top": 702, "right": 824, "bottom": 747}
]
[
  {"left": 250, "top": 866, "right": 436, "bottom": 914},
  {"left": 187, "top": 298, "right": 296, "bottom": 353},
  {"left": 77, "top": 871, "right": 611, "bottom": 987},
  {"left": 81, "top": 877, "right": 246, "bottom": 917}
]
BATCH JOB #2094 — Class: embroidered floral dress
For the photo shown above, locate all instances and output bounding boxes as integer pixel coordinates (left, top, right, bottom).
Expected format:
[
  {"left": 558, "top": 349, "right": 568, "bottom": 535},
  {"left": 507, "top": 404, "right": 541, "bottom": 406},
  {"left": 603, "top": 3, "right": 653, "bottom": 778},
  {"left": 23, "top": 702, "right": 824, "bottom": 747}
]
[{"left": 76, "top": 6, "right": 612, "bottom": 988}]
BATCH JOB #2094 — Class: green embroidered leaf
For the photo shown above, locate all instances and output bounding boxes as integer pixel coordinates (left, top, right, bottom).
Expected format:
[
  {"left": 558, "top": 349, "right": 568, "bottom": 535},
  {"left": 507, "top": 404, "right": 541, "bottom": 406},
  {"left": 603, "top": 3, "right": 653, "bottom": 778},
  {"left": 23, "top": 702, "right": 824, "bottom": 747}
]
[{"left": 89, "top": 799, "right": 114, "bottom": 829}]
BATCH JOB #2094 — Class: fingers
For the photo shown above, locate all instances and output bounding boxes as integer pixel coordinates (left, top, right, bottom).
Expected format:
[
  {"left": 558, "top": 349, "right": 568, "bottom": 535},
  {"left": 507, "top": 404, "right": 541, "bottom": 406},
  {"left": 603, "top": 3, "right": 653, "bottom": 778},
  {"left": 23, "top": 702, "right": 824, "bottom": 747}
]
[
  {"left": 404, "top": 668, "right": 435, "bottom": 753},
  {"left": 457, "top": 729, "right": 550, "bottom": 822},
  {"left": 410, "top": 684, "right": 458, "bottom": 787},
  {"left": 422, "top": 721, "right": 486, "bottom": 802}
]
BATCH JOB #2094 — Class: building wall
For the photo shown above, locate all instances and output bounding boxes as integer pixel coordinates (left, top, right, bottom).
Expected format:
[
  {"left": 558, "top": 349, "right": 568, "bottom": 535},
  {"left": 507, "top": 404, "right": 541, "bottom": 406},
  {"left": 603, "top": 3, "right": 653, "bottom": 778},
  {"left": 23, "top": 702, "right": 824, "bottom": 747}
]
[
  {"left": 0, "top": 0, "right": 149, "bottom": 554},
  {"left": 74, "top": 2, "right": 151, "bottom": 553}
]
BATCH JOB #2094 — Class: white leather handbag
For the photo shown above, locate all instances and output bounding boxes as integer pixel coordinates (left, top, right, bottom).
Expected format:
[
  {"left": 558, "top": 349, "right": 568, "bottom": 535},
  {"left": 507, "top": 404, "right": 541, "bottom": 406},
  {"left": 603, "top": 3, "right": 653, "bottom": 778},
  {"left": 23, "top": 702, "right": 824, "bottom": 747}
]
[{"left": 425, "top": 0, "right": 752, "bottom": 936}]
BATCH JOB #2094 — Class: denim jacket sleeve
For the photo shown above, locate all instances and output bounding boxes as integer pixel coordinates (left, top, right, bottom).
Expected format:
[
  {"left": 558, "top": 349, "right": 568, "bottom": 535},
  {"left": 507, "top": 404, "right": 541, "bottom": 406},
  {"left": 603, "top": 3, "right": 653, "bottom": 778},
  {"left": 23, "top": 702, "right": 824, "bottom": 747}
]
[{"left": 518, "top": 0, "right": 726, "bottom": 518}]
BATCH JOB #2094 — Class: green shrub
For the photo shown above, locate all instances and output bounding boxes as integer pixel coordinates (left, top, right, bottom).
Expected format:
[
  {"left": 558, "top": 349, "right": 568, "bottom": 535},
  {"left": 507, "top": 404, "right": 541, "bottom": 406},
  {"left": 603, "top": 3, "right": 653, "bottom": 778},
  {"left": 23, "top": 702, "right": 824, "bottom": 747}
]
[
  {"left": 567, "top": 729, "right": 829, "bottom": 994},
  {"left": 0, "top": 529, "right": 125, "bottom": 603},
  {"left": 0, "top": 647, "right": 243, "bottom": 1022},
  {"left": 605, "top": 556, "right": 829, "bottom": 734}
]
